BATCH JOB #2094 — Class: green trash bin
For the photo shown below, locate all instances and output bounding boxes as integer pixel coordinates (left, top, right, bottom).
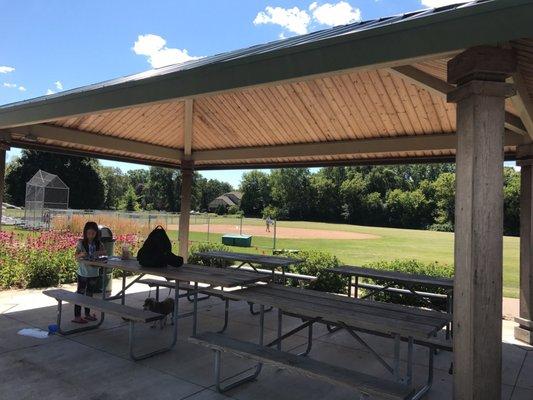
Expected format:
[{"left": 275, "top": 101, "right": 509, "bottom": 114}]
[
  {"left": 96, "top": 225, "right": 115, "bottom": 295},
  {"left": 222, "top": 234, "right": 252, "bottom": 247}
]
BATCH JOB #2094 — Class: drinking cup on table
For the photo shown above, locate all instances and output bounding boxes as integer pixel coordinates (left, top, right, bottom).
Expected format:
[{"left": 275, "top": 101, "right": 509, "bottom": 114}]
[{"left": 121, "top": 244, "right": 132, "bottom": 260}]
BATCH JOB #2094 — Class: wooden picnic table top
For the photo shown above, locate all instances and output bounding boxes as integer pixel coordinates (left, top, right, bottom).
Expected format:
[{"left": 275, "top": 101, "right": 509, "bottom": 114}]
[
  {"left": 329, "top": 265, "right": 454, "bottom": 289},
  {"left": 223, "top": 284, "right": 450, "bottom": 339},
  {"left": 83, "top": 257, "right": 270, "bottom": 287},
  {"left": 195, "top": 250, "right": 303, "bottom": 267}
]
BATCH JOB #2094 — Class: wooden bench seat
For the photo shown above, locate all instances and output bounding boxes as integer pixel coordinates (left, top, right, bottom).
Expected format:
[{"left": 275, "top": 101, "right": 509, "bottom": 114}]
[
  {"left": 44, "top": 289, "right": 163, "bottom": 322},
  {"left": 43, "top": 289, "right": 176, "bottom": 361},
  {"left": 190, "top": 332, "right": 415, "bottom": 399}
]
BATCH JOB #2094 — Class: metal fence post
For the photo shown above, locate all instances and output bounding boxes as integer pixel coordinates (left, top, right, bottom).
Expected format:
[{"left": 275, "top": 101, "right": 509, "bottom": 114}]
[
  {"left": 273, "top": 219, "right": 277, "bottom": 251},
  {"left": 207, "top": 214, "right": 211, "bottom": 243},
  {"left": 239, "top": 216, "right": 243, "bottom": 235}
]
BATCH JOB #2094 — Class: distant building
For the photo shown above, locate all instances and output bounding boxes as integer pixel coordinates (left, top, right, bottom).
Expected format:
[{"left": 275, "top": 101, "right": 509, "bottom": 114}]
[{"left": 208, "top": 191, "right": 242, "bottom": 212}]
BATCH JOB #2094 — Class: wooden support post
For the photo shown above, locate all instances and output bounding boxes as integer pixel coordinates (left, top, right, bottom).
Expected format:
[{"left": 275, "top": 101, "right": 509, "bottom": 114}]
[
  {"left": 447, "top": 46, "right": 516, "bottom": 400},
  {"left": 515, "top": 152, "right": 533, "bottom": 344},
  {"left": 178, "top": 161, "right": 193, "bottom": 262},
  {"left": 0, "top": 147, "right": 5, "bottom": 230}
]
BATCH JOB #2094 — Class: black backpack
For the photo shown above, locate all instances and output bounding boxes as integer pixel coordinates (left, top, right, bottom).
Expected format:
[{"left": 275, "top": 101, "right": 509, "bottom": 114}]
[{"left": 137, "top": 225, "right": 183, "bottom": 268}]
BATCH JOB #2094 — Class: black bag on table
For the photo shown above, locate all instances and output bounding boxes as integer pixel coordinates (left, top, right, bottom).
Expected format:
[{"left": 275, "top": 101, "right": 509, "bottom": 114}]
[{"left": 137, "top": 225, "right": 183, "bottom": 268}]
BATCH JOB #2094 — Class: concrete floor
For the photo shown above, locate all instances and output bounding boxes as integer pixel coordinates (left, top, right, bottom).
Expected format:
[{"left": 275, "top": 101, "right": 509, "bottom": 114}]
[{"left": 1, "top": 278, "right": 532, "bottom": 400}]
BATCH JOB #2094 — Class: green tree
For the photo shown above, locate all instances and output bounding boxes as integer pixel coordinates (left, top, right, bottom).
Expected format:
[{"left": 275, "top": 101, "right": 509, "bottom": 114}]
[
  {"left": 5, "top": 150, "right": 104, "bottom": 209},
  {"left": 144, "top": 167, "right": 178, "bottom": 211},
  {"left": 99, "top": 166, "right": 130, "bottom": 209},
  {"left": 385, "top": 189, "right": 430, "bottom": 228},
  {"left": 504, "top": 167, "right": 520, "bottom": 236},
  {"left": 432, "top": 173, "right": 456, "bottom": 225},
  {"left": 269, "top": 168, "right": 311, "bottom": 220},
  {"left": 240, "top": 171, "right": 271, "bottom": 216},
  {"left": 340, "top": 173, "right": 368, "bottom": 223},
  {"left": 120, "top": 185, "right": 140, "bottom": 211}
]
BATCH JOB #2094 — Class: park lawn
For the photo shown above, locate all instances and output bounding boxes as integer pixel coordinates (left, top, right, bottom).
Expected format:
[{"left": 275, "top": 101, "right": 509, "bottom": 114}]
[
  {"left": 172, "top": 220, "right": 520, "bottom": 299},
  {"left": 3, "top": 222, "right": 520, "bottom": 298}
]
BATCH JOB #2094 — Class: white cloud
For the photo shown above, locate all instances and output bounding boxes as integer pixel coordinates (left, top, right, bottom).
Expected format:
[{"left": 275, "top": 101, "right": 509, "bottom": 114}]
[
  {"left": 46, "top": 89, "right": 55, "bottom": 95},
  {"left": 0, "top": 66, "right": 15, "bottom": 74},
  {"left": 18, "top": 86, "right": 26, "bottom": 91},
  {"left": 420, "top": 0, "right": 460, "bottom": 8},
  {"left": 254, "top": 6, "right": 311, "bottom": 35},
  {"left": 132, "top": 34, "right": 201, "bottom": 68},
  {"left": 309, "top": 2, "right": 361, "bottom": 26},
  {"left": 3, "top": 82, "right": 17, "bottom": 88},
  {"left": 54, "top": 81, "right": 63, "bottom": 90}
]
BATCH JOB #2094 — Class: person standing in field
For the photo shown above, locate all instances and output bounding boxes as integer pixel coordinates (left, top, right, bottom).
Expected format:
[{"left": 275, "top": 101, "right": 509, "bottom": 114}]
[
  {"left": 72, "top": 221, "right": 107, "bottom": 324},
  {"left": 265, "top": 216, "right": 273, "bottom": 232}
]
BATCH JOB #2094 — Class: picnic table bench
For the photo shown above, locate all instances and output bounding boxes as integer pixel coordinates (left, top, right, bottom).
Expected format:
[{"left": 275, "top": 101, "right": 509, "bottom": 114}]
[
  {"left": 43, "top": 289, "right": 166, "bottom": 360},
  {"left": 191, "top": 332, "right": 414, "bottom": 399},
  {"left": 198, "top": 284, "right": 451, "bottom": 399},
  {"left": 53, "top": 258, "right": 271, "bottom": 359}
]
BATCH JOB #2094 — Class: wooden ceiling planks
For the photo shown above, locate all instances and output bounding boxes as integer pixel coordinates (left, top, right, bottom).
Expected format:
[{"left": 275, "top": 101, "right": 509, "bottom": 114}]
[
  {"left": 25, "top": 42, "right": 533, "bottom": 169},
  {"left": 52, "top": 101, "right": 184, "bottom": 150}
]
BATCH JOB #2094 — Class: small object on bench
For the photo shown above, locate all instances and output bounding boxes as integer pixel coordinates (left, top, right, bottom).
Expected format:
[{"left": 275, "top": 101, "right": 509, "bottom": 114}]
[
  {"left": 222, "top": 234, "right": 252, "bottom": 247},
  {"left": 43, "top": 289, "right": 176, "bottom": 361},
  {"left": 190, "top": 332, "right": 414, "bottom": 399}
]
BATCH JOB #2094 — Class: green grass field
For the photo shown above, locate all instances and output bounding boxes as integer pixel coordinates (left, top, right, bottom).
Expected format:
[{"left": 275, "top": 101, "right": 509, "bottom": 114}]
[
  {"left": 3, "top": 220, "right": 520, "bottom": 298},
  {"left": 174, "top": 219, "right": 520, "bottom": 298}
]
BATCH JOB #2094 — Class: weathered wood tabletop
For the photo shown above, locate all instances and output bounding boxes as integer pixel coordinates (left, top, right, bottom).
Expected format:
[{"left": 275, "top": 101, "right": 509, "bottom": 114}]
[
  {"left": 195, "top": 250, "right": 303, "bottom": 267},
  {"left": 84, "top": 257, "right": 270, "bottom": 287},
  {"left": 223, "top": 283, "right": 450, "bottom": 339}
]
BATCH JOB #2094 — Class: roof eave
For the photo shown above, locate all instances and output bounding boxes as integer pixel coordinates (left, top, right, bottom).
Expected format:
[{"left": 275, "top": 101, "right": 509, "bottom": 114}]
[{"left": 1, "top": 0, "right": 532, "bottom": 129}]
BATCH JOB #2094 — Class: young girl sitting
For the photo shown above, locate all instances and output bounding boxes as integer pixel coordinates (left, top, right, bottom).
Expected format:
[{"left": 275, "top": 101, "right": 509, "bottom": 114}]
[{"left": 72, "top": 221, "right": 107, "bottom": 324}]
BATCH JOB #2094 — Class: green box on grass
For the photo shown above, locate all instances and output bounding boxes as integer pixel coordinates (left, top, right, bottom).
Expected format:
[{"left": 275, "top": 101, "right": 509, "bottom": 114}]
[{"left": 222, "top": 234, "right": 252, "bottom": 247}]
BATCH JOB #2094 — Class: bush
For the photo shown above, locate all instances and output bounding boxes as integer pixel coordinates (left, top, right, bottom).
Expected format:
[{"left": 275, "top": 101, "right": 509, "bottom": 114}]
[
  {"left": 284, "top": 250, "right": 346, "bottom": 294},
  {"left": 227, "top": 205, "right": 240, "bottom": 215},
  {"left": 361, "top": 259, "right": 454, "bottom": 310},
  {"left": 188, "top": 242, "right": 232, "bottom": 268},
  {"left": 428, "top": 222, "right": 454, "bottom": 232}
]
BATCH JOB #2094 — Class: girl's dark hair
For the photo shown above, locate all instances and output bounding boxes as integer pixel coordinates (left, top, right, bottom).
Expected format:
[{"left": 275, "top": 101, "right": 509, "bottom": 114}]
[{"left": 82, "top": 221, "right": 102, "bottom": 252}]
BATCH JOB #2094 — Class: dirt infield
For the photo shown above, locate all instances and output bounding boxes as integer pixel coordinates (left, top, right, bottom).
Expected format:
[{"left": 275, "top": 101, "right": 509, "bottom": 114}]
[{"left": 175, "top": 223, "right": 380, "bottom": 240}]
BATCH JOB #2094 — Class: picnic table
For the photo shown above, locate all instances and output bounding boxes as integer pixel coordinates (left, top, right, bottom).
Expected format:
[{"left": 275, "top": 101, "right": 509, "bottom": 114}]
[
  {"left": 329, "top": 265, "right": 454, "bottom": 311},
  {"left": 219, "top": 283, "right": 451, "bottom": 399},
  {"left": 80, "top": 257, "right": 270, "bottom": 354},
  {"left": 195, "top": 250, "right": 305, "bottom": 314},
  {"left": 194, "top": 250, "right": 303, "bottom": 281}
]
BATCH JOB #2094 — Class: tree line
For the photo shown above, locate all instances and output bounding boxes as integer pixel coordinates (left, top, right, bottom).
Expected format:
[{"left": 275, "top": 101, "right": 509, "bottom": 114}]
[
  {"left": 4, "top": 150, "right": 232, "bottom": 213},
  {"left": 240, "top": 165, "right": 521, "bottom": 236},
  {"left": 3, "top": 150, "right": 522, "bottom": 235}
]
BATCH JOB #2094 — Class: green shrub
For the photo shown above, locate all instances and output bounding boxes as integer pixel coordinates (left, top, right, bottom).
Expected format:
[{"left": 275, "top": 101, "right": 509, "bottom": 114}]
[
  {"left": 361, "top": 259, "right": 454, "bottom": 310},
  {"left": 227, "top": 205, "right": 240, "bottom": 215},
  {"left": 188, "top": 242, "right": 232, "bottom": 268},
  {"left": 428, "top": 222, "right": 454, "bottom": 232},
  {"left": 285, "top": 249, "right": 346, "bottom": 294}
]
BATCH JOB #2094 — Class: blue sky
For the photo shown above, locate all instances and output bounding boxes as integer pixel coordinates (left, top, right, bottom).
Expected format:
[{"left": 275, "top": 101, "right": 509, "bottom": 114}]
[{"left": 1, "top": 0, "right": 458, "bottom": 187}]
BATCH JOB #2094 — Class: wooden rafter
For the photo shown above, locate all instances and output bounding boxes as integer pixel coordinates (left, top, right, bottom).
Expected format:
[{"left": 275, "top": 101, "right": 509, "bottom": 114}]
[
  {"left": 389, "top": 65, "right": 528, "bottom": 136},
  {"left": 193, "top": 131, "right": 524, "bottom": 162},
  {"left": 183, "top": 99, "right": 193, "bottom": 158},
  {"left": 509, "top": 70, "right": 533, "bottom": 140},
  {"left": 2, "top": 124, "right": 182, "bottom": 161}
]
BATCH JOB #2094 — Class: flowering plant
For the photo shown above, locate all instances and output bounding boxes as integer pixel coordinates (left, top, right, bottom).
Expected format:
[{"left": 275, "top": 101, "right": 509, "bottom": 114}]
[{"left": 0, "top": 230, "right": 140, "bottom": 289}]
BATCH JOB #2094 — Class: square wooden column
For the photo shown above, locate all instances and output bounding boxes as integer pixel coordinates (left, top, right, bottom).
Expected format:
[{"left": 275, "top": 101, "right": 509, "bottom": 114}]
[
  {"left": 178, "top": 161, "right": 193, "bottom": 262},
  {"left": 515, "top": 150, "right": 533, "bottom": 344},
  {"left": 0, "top": 147, "right": 5, "bottom": 231},
  {"left": 448, "top": 47, "right": 516, "bottom": 400}
]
